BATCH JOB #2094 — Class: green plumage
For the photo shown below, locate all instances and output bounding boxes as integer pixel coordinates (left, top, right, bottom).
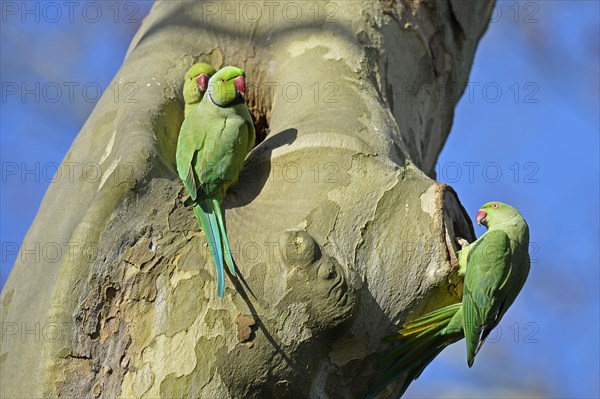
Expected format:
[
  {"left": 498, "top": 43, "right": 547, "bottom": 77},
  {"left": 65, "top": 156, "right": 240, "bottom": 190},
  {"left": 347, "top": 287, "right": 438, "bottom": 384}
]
[
  {"left": 367, "top": 202, "right": 530, "bottom": 398},
  {"left": 183, "top": 63, "right": 216, "bottom": 118},
  {"left": 462, "top": 202, "right": 530, "bottom": 366},
  {"left": 366, "top": 304, "right": 464, "bottom": 399},
  {"left": 176, "top": 65, "right": 255, "bottom": 298}
]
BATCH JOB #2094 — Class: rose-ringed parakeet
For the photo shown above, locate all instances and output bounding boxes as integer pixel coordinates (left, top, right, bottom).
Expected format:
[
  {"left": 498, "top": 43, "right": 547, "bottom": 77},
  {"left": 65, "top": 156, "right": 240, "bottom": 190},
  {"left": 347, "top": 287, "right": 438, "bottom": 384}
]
[
  {"left": 367, "top": 202, "right": 530, "bottom": 398},
  {"left": 183, "top": 63, "right": 216, "bottom": 117},
  {"left": 176, "top": 66, "right": 256, "bottom": 298}
]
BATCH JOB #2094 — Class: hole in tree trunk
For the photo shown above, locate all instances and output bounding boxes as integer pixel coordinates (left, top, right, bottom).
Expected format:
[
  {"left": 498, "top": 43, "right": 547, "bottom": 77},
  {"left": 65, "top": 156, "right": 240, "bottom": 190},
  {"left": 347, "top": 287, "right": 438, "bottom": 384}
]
[{"left": 247, "top": 98, "right": 269, "bottom": 146}]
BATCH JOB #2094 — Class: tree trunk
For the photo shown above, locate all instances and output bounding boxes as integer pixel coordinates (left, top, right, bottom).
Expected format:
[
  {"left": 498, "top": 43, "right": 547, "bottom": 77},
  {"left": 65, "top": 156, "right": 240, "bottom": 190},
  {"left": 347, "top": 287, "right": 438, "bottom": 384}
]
[{"left": 0, "top": 1, "right": 492, "bottom": 397}]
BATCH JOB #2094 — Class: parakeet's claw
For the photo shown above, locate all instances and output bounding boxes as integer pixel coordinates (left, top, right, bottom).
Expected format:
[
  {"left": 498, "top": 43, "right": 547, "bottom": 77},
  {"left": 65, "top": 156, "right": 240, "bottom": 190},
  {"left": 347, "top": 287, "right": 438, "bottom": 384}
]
[{"left": 456, "top": 237, "right": 470, "bottom": 249}]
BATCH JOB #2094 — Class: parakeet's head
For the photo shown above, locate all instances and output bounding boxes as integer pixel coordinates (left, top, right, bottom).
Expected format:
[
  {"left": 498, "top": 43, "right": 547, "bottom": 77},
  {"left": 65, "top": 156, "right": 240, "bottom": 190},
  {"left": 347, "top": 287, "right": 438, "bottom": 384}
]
[
  {"left": 183, "top": 63, "right": 216, "bottom": 105},
  {"left": 207, "top": 66, "right": 246, "bottom": 107},
  {"left": 476, "top": 201, "right": 521, "bottom": 228}
]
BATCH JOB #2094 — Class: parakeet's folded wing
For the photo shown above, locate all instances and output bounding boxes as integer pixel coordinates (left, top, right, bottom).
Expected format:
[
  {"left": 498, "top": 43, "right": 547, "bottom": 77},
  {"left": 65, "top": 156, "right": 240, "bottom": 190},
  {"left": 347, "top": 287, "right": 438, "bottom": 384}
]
[
  {"left": 176, "top": 112, "right": 207, "bottom": 200},
  {"left": 196, "top": 112, "right": 253, "bottom": 196},
  {"left": 462, "top": 229, "right": 512, "bottom": 366}
]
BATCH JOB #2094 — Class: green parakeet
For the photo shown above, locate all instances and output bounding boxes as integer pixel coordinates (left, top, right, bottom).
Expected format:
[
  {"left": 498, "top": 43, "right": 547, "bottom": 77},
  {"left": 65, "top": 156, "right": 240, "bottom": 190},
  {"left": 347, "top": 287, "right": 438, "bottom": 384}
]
[
  {"left": 367, "top": 201, "right": 530, "bottom": 398},
  {"left": 183, "top": 63, "right": 216, "bottom": 117},
  {"left": 176, "top": 66, "right": 256, "bottom": 298}
]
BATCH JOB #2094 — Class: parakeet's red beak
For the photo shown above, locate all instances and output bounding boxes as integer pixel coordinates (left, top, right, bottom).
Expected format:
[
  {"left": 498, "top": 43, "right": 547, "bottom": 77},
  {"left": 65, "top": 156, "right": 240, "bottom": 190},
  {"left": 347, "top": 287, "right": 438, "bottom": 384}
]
[
  {"left": 196, "top": 74, "right": 210, "bottom": 92},
  {"left": 233, "top": 76, "right": 246, "bottom": 95},
  {"left": 476, "top": 210, "right": 488, "bottom": 226}
]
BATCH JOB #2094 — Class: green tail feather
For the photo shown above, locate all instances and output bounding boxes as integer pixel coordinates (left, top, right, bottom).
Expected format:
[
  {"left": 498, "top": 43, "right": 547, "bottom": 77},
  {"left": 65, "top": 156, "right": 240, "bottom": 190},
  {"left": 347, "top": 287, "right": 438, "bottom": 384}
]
[
  {"left": 391, "top": 305, "right": 461, "bottom": 336},
  {"left": 366, "top": 303, "right": 463, "bottom": 399},
  {"left": 194, "top": 200, "right": 225, "bottom": 298},
  {"left": 212, "top": 198, "right": 236, "bottom": 276}
]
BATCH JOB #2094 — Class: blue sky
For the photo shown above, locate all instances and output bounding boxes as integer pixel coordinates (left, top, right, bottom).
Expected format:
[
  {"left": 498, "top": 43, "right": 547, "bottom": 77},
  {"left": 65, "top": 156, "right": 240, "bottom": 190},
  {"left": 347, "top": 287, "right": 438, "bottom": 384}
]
[
  {"left": 1, "top": 1, "right": 598, "bottom": 398},
  {"left": 408, "top": 2, "right": 599, "bottom": 397}
]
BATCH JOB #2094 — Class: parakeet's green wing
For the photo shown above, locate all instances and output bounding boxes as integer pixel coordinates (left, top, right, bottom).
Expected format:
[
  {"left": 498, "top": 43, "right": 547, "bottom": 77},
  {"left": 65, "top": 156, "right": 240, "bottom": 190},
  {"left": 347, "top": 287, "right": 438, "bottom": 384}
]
[
  {"left": 177, "top": 106, "right": 252, "bottom": 200},
  {"left": 462, "top": 230, "right": 512, "bottom": 366},
  {"left": 196, "top": 112, "right": 253, "bottom": 197},
  {"left": 197, "top": 115, "right": 253, "bottom": 276},
  {"left": 176, "top": 113, "right": 207, "bottom": 200}
]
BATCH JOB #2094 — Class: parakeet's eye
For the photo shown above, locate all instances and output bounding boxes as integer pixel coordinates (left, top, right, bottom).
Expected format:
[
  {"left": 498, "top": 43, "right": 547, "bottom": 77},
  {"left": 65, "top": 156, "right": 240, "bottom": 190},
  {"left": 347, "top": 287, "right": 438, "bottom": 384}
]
[{"left": 492, "top": 203, "right": 499, "bottom": 208}]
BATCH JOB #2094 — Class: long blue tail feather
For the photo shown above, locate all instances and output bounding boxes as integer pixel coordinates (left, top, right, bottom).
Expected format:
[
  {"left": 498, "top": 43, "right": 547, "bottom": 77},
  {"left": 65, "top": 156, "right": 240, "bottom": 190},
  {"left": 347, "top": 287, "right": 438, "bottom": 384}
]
[
  {"left": 194, "top": 200, "right": 225, "bottom": 298},
  {"left": 212, "top": 198, "right": 237, "bottom": 276}
]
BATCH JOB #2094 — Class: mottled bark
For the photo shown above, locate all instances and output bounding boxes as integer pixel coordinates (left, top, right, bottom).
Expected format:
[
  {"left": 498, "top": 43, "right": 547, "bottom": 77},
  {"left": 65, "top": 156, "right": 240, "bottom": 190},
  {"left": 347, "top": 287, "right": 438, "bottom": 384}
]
[{"left": 1, "top": 1, "right": 493, "bottom": 398}]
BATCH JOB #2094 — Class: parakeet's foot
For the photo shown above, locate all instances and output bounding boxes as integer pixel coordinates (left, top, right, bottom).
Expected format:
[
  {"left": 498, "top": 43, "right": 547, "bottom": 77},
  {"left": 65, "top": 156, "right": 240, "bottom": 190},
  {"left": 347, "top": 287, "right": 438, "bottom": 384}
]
[{"left": 456, "top": 237, "right": 469, "bottom": 249}]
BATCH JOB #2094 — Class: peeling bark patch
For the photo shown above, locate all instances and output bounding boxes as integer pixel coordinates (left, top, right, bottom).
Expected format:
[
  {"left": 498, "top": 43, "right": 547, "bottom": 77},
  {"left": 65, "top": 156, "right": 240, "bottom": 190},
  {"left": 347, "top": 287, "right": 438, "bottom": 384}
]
[
  {"left": 328, "top": 335, "right": 369, "bottom": 367},
  {"left": 123, "top": 238, "right": 155, "bottom": 267},
  {"left": 122, "top": 314, "right": 207, "bottom": 398},
  {"left": 278, "top": 303, "right": 312, "bottom": 346},
  {"left": 235, "top": 314, "right": 256, "bottom": 343},
  {"left": 204, "top": 309, "right": 230, "bottom": 330},
  {"left": 98, "top": 157, "right": 121, "bottom": 191},
  {"left": 305, "top": 200, "right": 339, "bottom": 248},
  {"left": 355, "top": 169, "right": 454, "bottom": 322},
  {"left": 163, "top": 277, "right": 206, "bottom": 336},
  {"left": 49, "top": 180, "right": 189, "bottom": 398},
  {"left": 325, "top": 153, "right": 398, "bottom": 267},
  {"left": 54, "top": 318, "right": 132, "bottom": 399},
  {"left": 167, "top": 192, "right": 198, "bottom": 233},
  {"left": 287, "top": 36, "right": 345, "bottom": 61},
  {"left": 132, "top": 362, "right": 155, "bottom": 397},
  {"left": 99, "top": 130, "right": 117, "bottom": 164},
  {"left": 419, "top": 183, "right": 438, "bottom": 218},
  {"left": 1, "top": 288, "right": 13, "bottom": 311}
]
